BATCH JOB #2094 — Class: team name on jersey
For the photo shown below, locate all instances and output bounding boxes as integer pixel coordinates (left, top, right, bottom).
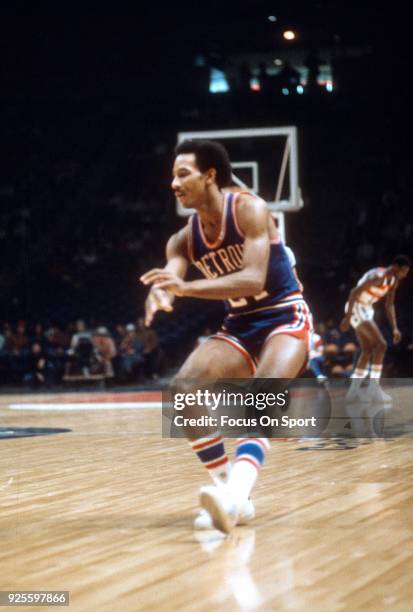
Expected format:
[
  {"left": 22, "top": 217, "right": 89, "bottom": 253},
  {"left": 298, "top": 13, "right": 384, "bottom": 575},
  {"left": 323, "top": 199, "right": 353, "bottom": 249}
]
[
  {"left": 193, "top": 243, "right": 244, "bottom": 279},
  {"left": 188, "top": 191, "right": 300, "bottom": 315}
]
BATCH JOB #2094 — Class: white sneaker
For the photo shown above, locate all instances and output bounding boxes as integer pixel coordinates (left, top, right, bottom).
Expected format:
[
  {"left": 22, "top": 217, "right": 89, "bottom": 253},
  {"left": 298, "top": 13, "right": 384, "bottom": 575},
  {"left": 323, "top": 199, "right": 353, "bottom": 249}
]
[
  {"left": 194, "top": 497, "right": 255, "bottom": 530},
  {"left": 199, "top": 485, "right": 239, "bottom": 535},
  {"left": 345, "top": 387, "right": 371, "bottom": 404},
  {"left": 367, "top": 384, "right": 392, "bottom": 404}
]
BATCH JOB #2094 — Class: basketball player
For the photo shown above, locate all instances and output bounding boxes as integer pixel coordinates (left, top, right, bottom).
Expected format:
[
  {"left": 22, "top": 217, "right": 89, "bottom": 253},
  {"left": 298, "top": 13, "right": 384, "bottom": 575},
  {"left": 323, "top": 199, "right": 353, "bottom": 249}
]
[
  {"left": 141, "top": 140, "right": 312, "bottom": 534},
  {"left": 340, "top": 255, "right": 411, "bottom": 402}
]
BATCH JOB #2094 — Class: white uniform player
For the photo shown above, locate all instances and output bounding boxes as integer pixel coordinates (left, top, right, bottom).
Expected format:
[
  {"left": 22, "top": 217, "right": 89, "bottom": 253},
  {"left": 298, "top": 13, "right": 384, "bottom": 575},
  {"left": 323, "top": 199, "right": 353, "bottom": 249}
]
[
  {"left": 340, "top": 257, "right": 411, "bottom": 403},
  {"left": 345, "top": 267, "right": 396, "bottom": 328}
]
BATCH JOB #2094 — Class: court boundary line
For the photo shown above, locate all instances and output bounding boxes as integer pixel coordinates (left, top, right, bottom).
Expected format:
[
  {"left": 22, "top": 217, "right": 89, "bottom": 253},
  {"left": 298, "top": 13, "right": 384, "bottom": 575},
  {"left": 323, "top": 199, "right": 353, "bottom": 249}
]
[{"left": 8, "top": 402, "right": 163, "bottom": 411}]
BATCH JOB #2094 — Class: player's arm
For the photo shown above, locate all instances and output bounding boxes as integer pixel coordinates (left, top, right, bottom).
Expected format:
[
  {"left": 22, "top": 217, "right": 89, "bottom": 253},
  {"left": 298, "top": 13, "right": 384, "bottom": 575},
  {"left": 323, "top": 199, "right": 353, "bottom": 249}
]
[
  {"left": 140, "top": 227, "right": 189, "bottom": 326},
  {"left": 143, "top": 195, "right": 270, "bottom": 300},
  {"left": 339, "top": 275, "right": 383, "bottom": 331},
  {"left": 385, "top": 284, "right": 401, "bottom": 343}
]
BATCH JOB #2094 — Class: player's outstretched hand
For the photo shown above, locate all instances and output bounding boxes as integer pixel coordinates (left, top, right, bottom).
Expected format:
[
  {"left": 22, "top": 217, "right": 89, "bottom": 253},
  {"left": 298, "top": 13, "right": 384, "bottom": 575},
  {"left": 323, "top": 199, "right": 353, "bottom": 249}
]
[
  {"left": 143, "top": 287, "right": 173, "bottom": 327},
  {"left": 339, "top": 316, "right": 350, "bottom": 332},
  {"left": 393, "top": 328, "right": 402, "bottom": 344},
  {"left": 141, "top": 269, "right": 188, "bottom": 297}
]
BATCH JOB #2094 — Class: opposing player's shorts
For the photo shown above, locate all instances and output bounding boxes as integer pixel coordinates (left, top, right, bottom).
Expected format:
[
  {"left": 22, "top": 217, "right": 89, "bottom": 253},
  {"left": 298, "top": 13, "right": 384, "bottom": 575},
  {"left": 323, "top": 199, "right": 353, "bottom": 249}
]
[
  {"left": 345, "top": 301, "right": 374, "bottom": 329},
  {"left": 210, "top": 298, "right": 312, "bottom": 374}
]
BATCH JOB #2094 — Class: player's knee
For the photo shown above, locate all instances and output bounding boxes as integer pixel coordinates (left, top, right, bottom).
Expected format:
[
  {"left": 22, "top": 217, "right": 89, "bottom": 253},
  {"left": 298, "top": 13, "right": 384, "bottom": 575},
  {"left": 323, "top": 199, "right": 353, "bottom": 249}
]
[
  {"left": 360, "top": 346, "right": 372, "bottom": 360},
  {"left": 374, "top": 338, "right": 387, "bottom": 354},
  {"left": 174, "top": 356, "right": 221, "bottom": 381}
]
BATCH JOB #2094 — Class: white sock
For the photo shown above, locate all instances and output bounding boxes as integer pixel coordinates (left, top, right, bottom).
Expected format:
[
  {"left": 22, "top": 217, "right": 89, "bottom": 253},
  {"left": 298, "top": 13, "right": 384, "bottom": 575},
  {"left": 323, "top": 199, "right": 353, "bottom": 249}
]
[
  {"left": 212, "top": 463, "right": 231, "bottom": 487},
  {"left": 227, "top": 461, "right": 258, "bottom": 506},
  {"left": 227, "top": 438, "right": 270, "bottom": 505},
  {"left": 369, "top": 364, "right": 382, "bottom": 380},
  {"left": 349, "top": 368, "right": 368, "bottom": 391}
]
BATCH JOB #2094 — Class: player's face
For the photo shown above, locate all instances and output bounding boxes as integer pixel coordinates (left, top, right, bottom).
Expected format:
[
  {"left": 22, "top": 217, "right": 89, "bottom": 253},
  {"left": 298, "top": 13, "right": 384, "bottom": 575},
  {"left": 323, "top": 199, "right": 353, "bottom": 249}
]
[
  {"left": 395, "top": 265, "right": 410, "bottom": 280},
  {"left": 171, "top": 154, "right": 209, "bottom": 208}
]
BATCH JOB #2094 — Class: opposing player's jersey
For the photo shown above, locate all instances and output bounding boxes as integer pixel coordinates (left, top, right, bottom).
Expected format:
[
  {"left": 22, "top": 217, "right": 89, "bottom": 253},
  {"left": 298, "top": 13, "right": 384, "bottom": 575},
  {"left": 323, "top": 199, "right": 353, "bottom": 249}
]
[
  {"left": 187, "top": 191, "right": 300, "bottom": 316},
  {"left": 355, "top": 267, "right": 396, "bottom": 306}
]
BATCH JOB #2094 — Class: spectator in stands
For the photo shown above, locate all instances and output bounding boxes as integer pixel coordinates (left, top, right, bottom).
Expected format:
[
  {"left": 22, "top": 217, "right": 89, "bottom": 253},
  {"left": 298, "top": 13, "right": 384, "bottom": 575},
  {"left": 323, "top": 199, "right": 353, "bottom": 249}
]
[
  {"left": 8, "top": 320, "right": 30, "bottom": 355},
  {"left": 2, "top": 321, "right": 30, "bottom": 382},
  {"left": 0, "top": 326, "right": 5, "bottom": 353},
  {"left": 1, "top": 323, "right": 12, "bottom": 349},
  {"left": 23, "top": 341, "right": 55, "bottom": 387},
  {"left": 113, "top": 323, "right": 126, "bottom": 349},
  {"left": 323, "top": 343, "right": 343, "bottom": 377},
  {"left": 324, "top": 318, "right": 342, "bottom": 345},
  {"left": 341, "top": 342, "right": 357, "bottom": 376},
  {"left": 69, "top": 319, "right": 92, "bottom": 350},
  {"left": 322, "top": 340, "right": 357, "bottom": 378},
  {"left": 118, "top": 323, "right": 144, "bottom": 381},
  {"left": 92, "top": 326, "right": 117, "bottom": 378},
  {"left": 65, "top": 319, "right": 97, "bottom": 377},
  {"left": 112, "top": 323, "right": 127, "bottom": 379},
  {"left": 31, "top": 322, "right": 48, "bottom": 350},
  {"left": 43, "top": 324, "right": 71, "bottom": 381},
  {"left": 44, "top": 324, "right": 70, "bottom": 355}
]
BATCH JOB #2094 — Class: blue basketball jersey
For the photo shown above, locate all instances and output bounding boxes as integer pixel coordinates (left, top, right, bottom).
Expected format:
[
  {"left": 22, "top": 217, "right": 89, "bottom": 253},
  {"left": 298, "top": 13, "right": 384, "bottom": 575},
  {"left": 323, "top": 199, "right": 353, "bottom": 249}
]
[{"left": 188, "top": 192, "right": 301, "bottom": 316}]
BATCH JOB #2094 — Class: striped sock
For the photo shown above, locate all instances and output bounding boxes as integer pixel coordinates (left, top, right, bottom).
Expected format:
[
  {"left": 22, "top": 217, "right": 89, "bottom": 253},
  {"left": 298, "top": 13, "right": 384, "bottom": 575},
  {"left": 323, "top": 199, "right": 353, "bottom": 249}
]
[
  {"left": 370, "top": 364, "right": 382, "bottom": 379},
  {"left": 227, "top": 438, "right": 270, "bottom": 504},
  {"left": 190, "top": 435, "right": 231, "bottom": 485}
]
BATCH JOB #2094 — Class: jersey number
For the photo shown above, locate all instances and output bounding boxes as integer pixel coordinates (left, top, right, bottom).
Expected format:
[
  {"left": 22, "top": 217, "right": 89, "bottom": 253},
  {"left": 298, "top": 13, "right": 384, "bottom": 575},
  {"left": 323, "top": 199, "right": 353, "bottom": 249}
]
[{"left": 228, "top": 290, "right": 269, "bottom": 309}]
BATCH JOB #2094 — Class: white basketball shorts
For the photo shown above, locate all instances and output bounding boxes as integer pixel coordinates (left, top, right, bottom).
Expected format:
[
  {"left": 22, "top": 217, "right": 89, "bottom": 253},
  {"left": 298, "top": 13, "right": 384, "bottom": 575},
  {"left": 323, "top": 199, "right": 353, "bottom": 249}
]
[{"left": 345, "top": 301, "right": 374, "bottom": 329}]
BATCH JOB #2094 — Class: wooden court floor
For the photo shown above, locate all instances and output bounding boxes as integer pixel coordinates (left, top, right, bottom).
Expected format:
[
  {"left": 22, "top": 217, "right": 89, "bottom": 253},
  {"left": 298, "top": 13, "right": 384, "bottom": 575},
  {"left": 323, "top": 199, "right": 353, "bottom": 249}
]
[{"left": 0, "top": 388, "right": 412, "bottom": 611}]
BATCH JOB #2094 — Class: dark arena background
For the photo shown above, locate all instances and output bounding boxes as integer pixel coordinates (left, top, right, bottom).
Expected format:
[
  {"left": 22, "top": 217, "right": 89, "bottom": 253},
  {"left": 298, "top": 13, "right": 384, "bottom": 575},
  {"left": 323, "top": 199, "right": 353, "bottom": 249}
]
[{"left": 1, "top": 3, "right": 412, "bottom": 611}]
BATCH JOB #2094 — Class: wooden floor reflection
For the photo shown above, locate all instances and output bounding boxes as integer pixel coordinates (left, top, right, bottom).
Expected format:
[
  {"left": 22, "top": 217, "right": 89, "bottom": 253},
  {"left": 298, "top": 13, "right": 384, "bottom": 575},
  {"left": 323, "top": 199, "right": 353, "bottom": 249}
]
[{"left": 0, "top": 389, "right": 412, "bottom": 611}]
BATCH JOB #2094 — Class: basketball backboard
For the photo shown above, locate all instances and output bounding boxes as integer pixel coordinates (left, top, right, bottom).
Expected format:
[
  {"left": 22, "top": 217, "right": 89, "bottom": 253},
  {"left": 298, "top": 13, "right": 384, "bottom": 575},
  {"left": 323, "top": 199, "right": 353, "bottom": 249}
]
[{"left": 176, "top": 126, "right": 302, "bottom": 218}]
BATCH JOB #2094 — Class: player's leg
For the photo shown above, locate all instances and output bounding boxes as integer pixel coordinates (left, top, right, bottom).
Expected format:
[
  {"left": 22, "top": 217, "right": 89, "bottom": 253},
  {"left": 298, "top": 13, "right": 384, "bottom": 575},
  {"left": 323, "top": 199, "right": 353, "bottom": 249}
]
[
  {"left": 202, "top": 332, "right": 309, "bottom": 534},
  {"left": 176, "top": 336, "right": 252, "bottom": 383},
  {"left": 172, "top": 338, "right": 252, "bottom": 525},
  {"left": 200, "top": 302, "right": 313, "bottom": 533},
  {"left": 354, "top": 325, "right": 374, "bottom": 371},
  {"left": 221, "top": 333, "right": 306, "bottom": 513},
  {"left": 255, "top": 333, "right": 308, "bottom": 378},
  {"left": 346, "top": 324, "right": 373, "bottom": 400},
  {"left": 363, "top": 320, "right": 387, "bottom": 376},
  {"left": 175, "top": 338, "right": 256, "bottom": 530},
  {"left": 361, "top": 321, "right": 391, "bottom": 401}
]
